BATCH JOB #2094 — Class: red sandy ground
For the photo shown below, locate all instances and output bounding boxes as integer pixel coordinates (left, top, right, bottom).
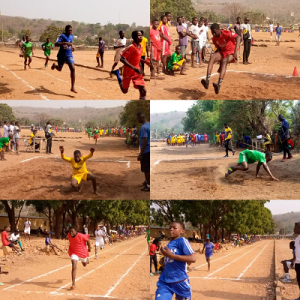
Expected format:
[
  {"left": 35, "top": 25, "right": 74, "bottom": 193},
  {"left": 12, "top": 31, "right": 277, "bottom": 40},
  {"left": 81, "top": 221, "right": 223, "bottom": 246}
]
[
  {"left": 0, "top": 130, "right": 149, "bottom": 200},
  {"left": 275, "top": 239, "right": 299, "bottom": 300},
  {"left": 151, "top": 142, "right": 300, "bottom": 200},
  {"left": 150, "top": 28, "right": 300, "bottom": 100},
  {"left": 150, "top": 239, "right": 275, "bottom": 300},
  {"left": 0, "top": 235, "right": 148, "bottom": 300},
  {"left": 0, "top": 48, "right": 150, "bottom": 100}
]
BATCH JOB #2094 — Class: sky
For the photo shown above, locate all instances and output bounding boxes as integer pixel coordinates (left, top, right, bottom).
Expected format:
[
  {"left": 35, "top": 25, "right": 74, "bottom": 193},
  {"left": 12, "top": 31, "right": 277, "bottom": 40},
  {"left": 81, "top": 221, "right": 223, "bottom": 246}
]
[
  {"left": 0, "top": 100, "right": 128, "bottom": 108},
  {"left": 265, "top": 200, "right": 300, "bottom": 215},
  {"left": 151, "top": 100, "right": 196, "bottom": 114},
  {"left": 1, "top": 0, "right": 149, "bottom": 26}
]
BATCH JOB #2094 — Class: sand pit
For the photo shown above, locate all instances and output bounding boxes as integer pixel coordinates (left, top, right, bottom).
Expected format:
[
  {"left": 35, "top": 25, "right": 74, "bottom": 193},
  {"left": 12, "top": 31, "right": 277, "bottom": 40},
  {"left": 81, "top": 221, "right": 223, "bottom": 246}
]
[
  {"left": 0, "top": 130, "right": 149, "bottom": 200},
  {"left": 151, "top": 142, "right": 300, "bottom": 200},
  {"left": 0, "top": 235, "right": 148, "bottom": 300},
  {"left": 275, "top": 239, "right": 298, "bottom": 300},
  {"left": 150, "top": 239, "right": 275, "bottom": 300},
  {"left": 150, "top": 28, "right": 300, "bottom": 100},
  {"left": 0, "top": 48, "right": 150, "bottom": 100}
]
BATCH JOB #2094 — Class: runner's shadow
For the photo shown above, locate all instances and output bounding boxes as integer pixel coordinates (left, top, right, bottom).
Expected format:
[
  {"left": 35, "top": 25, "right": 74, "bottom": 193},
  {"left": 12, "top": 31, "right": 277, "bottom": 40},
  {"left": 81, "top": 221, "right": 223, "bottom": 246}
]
[
  {"left": 163, "top": 87, "right": 206, "bottom": 100},
  {"left": 0, "top": 82, "right": 12, "bottom": 95},
  {"left": 24, "top": 86, "right": 75, "bottom": 98}
]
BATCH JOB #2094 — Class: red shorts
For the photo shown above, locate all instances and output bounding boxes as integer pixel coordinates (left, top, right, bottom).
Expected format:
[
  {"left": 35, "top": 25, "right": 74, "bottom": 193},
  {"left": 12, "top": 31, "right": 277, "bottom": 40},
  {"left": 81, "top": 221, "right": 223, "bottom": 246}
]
[
  {"left": 123, "top": 73, "right": 145, "bottom": 90},
  {"left": 220, "top": 51, "right": 235, "bottom": 60},
  {"left": 94, "top": 135, "right": 98, "bottom": 139},
  {"left": 151, "top": 45, "right": 161, "bottom": 61},
  {"left": 161, "top": 40, "right": 171, "bottom": 56}
]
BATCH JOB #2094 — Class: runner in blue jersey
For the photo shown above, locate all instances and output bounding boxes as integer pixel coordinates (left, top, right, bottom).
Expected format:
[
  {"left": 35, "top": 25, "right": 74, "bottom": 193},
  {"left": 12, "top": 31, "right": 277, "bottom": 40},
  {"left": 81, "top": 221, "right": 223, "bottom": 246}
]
[
  {"left": 51, "top": 25, "right": 77, "bottom": 93},
  {"left": 202, "top": 238, "right": 214, "bottom": 271},
  {"left": 155, "top": 221, "right": 196, "bottom": 300}
]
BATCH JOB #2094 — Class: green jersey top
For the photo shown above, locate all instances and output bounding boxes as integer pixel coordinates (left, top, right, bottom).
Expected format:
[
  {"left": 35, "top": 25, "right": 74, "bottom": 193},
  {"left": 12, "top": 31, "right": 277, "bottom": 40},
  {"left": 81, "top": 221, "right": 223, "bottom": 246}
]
[
  {"left": 238, "top": 149, "right": 266, "bottom": 166},
  {"left": 146, "top": 229, "right": 150, "bottom": 242},
  {"left": 42, "top": 42, "right": 53, "bottom": 56},
  {"left": 94, "top": 129, "right": 99, "bottom": 135},
  {"left": 167, "top": 52, "right": 182, "bottom": 71},
  {"left": 22, "top": 42, "right": 33, "bottom": 55},
  {"left": 0, "top": 137, "right": 9, "bottom": 148}
]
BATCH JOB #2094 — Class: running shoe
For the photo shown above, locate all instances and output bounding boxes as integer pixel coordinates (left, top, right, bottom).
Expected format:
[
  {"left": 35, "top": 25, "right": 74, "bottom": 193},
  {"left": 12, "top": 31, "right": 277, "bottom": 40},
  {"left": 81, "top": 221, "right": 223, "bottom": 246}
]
[
  {"left": 232, "top": 150, "right": 236, "bottom": 155},
  {"left": 150, "top": 273, "right": 154, "bottom": 276},
  {"left": 281, "top": 157, "right": 287, "bottom": 162},
  {"left": 213, "top": 82, "right": 220, "bottom": 94},
  {"left": 282, "top": 277, "right": 291, "bottom": 283},
  {"left": 201, "top": 79, "right": 209, "bottom": 90},
  {"left": 288, "top": 155, "right": 293, "bottom": 159},
  {"left": 224, "top": 155, "right": 228, "bottom": 158},
  {"left": 141, "top": 185, "right": 150, "bottom": 192}
]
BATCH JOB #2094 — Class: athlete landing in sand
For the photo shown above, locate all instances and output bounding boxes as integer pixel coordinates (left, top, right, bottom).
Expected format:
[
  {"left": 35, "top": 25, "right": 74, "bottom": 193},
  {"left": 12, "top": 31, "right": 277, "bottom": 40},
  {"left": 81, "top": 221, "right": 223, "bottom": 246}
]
[{"left": 201, "top": 23, "right": 241, "bottom": 95}]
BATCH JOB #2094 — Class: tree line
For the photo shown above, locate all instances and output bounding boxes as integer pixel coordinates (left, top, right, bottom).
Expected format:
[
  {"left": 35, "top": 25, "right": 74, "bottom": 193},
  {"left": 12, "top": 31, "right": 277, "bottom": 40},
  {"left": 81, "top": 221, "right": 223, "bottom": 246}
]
[
  {"left": 0, "top": 200, "right": 150, "bottom": 238},
  {"left": 151, "top": 200, "right": 275, "bottom": 242}
]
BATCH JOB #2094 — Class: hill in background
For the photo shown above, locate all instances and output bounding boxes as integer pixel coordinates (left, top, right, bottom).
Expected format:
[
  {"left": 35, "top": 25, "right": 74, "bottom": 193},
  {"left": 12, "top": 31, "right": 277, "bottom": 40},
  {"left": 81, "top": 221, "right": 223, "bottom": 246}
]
[{"left": 273, "top": 211, "right": 300, "bottom": 234}]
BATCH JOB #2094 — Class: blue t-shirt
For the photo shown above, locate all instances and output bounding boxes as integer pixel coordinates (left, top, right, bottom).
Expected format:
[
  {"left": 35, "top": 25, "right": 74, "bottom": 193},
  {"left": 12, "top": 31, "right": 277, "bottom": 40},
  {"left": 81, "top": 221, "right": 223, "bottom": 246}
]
[
  {"left": 45, "top": 237, "right": 51, "bottom": 246},
  {"left": 159, "top": 237, "right": 194, "bottom": 283},
  {"left": 56, "top": 33, "right": 74, "bottom": 57},
  {"left": 204, "top": 242, "right": 214, "bottom": 257},
  {"left": 276, "top": 27, "right": 282, "bottom": 35},
  {"left": 139, "top": 122, "right": 150, "bottom": 154}
]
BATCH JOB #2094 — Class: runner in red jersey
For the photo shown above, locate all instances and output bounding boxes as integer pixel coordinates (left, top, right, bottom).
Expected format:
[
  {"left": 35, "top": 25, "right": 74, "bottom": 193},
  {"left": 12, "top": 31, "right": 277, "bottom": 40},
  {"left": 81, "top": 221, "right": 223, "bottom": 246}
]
[
  {"left": 201, "top": 23, "right": 241, "bottom": 95},
  {"left": 160, "top": 15, "right": 172, "bottom": 74},
  {"left": 111, "top": 30, "right": 149, "bottom": 100}
]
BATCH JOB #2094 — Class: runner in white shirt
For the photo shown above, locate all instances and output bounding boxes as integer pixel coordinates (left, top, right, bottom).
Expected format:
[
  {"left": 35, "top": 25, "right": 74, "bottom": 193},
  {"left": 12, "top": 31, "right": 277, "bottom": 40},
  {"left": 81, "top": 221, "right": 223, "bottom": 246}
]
[
  {"left": 24, "top": 218, "right": 31, "bottom": 240},
  {"left": 3, "top": 122, "right": 9, "bottom": 138},
  {"left": 9, "top": 123, "right": 15, "bottom": 151},
  {"left": 269, "top": 23, "right": 274, "bottom": 39},
  {"left": 13, "top": 122, "right": 21, "bottom": 154},
  {"left": 110, "top": 31, "right": 127, "bottom": 75},
  {"left": 94, "top": 225, "right": 106, "bottom": 259}
]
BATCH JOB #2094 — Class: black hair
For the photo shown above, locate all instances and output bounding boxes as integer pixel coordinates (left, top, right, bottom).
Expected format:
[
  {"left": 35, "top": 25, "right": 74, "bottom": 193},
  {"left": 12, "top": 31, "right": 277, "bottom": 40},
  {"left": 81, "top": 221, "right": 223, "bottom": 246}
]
[
  {"left": 177, "top": 17, "right": 182, "bottom": 21},
  {"left": 140, "top": 30, "right": 144, "bottom": 35},
  {"left": 175, "top": 45, "right": 181, "bottom": 49},
  {"left": 290, "top": 241, "right": 295, "bottom": 249},
  {"left": 47, "top": 37, "right": 50, "bottom": 40},
  {"left": 165, "top": 11, "right": 171, "bottom": 16},
  {"left": 152, "top": 238, "right": 160, "bottom": 246},
  {"left": 26, "top": 36, "right": 29, "bottom": 39},
  {"left": 211, "top": 23, "right": 220, "bottom": 31},
  {"left": 266, "top": 152, "right": 273, "bottom": 160},
  {"left": 172, "top": 220, "right": 185, "bottom": 229},
  {"left": 4, "top": 226, "right": 8, "bottom": 230},
  {"left": 99, "top": 37, "right": 102, "bottom": 40},
  {"left": 65, "top": 25, "right": 72, "bottom": 32},
  {"left": 152, "top": 19, "right": 159, "bottom": 23},
  {"left": 237, "top": 16, "right": 241, "bottom": 19},
  {"left": 132, "top": 30, "right": 140, "bottom": 40},
  {"left": 161, "top": 15, "right": 167, "bottom": 21},
  {"left": 69, "top": 226, "right": 76, "bottom": 231},
  {"left": 136, "top": 111, "right": 145, "bottom": 117},
  {"left": 119, "top": 30, "right": 124, "bottom": 36},
  {"left": 74, "top": 150, "right": 81, "bottom": 156},
  {"left": 192, "top": 17, "right": 198, "bottom": 22}
]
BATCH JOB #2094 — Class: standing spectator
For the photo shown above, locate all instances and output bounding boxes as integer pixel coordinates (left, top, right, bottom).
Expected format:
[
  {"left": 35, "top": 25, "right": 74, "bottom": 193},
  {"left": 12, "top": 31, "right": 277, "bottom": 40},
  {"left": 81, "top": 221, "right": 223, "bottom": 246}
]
[
  {"left": 24, "top": 218, "right": 31, "bottom": 241},
  {"left": 278, "top": 114, "right": 292, "bottom": 161},
  {"left": 275, "top": 23, "right": 282, "bottom": 46},
  {"left": 96, "top": 37, "right": 105, "bottom": 68},
  {"left": 240, "top": 17, "right": 253, "bottom": 64}
]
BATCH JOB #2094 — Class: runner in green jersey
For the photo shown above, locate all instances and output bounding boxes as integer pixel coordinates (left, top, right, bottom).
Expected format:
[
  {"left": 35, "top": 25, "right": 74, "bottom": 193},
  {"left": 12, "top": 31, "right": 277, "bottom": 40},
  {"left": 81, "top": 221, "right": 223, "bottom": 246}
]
[
  {"left": 0, "top": 137, "right": 9, "bottom": 160},
  {"left": 42, "top": 38, "right": 54, "bottom": 68},
  {"left": 225, "top": 149, "right": 279, "bottom": 181},
  {"left": 22, "top": 36, "right": 34, "bottom": 70}
]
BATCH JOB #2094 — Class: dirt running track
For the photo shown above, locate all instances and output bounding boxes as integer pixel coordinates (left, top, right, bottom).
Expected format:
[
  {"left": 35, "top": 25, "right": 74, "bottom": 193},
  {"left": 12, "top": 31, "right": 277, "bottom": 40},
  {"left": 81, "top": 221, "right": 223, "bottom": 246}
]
[
  {"left": 150, "top": 240, "right": 275, "bottom": 300},
  {"left": 0, "top": 235, "right": 148, "bottom": 300},
  {"left": 0, "top": 48, "right": 150, "bottom": 100},
  {"left": 151, "top": 143, "right": 300, "bottom": 200},
  {"left": 275, "top": 239, "right": 299, "bottom": 300},
  {"left": 0, "top": 130, "right": 149, "bottom": 200},
  {"left": 150, "top": 28, "right": 300, "bottom": 100}
]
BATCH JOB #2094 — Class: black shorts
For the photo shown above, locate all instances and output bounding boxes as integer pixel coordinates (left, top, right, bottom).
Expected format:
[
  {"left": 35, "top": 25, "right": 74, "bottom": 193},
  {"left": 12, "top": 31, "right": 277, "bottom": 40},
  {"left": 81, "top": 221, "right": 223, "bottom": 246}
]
[
  {"left": 141, "top": 152, "right": 150, "bottom": 173},
  {"left": 8, "top": 242, "right": 14, "bottom": 248}
]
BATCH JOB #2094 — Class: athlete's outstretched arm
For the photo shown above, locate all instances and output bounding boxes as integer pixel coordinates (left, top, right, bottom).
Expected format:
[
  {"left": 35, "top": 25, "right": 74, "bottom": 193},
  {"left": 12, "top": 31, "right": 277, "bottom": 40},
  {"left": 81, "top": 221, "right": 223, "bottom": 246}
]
[
  {"left": 256, "top": 164, "right": 261, "bottom": 177},
  {"left": 262, "top": 163, "right": 279, "bottom": 181},
  {"left": 161, "top": 246, "right": 196, "bottom": 263}
]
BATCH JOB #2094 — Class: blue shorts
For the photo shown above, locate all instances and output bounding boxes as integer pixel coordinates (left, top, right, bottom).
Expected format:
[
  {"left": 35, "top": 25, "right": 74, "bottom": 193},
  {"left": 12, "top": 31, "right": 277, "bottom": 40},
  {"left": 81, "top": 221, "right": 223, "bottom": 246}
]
[
  {"left": 205, "top": 254, "right": 212, "bottom": 260},
  {"left": 57, "top": 55, "right": 75, "bottom": 67},
  {"left": 155, "top": 279, "right": 192, "bottom": 300}
]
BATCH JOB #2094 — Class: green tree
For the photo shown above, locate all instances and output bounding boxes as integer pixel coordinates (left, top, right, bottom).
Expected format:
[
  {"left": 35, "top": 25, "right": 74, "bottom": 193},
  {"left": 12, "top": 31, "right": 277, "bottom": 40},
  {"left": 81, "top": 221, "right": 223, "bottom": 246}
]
[
  {"left": 0, "top": 104, "right": 16, "bottom": 123},
  {"left": 18, "top": 29, "right": 31, "bottom": 39},
  {"left": 0, "top": 201, "right": 26, "bottom": 232},
  {"left": 39, "top": 25, "right": 64, "bottom": 43}
]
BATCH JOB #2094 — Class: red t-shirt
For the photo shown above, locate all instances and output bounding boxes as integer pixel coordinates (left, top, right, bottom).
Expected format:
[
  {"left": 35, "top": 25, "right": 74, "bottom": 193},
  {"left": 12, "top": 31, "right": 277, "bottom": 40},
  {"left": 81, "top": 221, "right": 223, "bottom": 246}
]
[
  {"left": 212, "top": 30, "right": 237, "bottom": 53},
  {"left": 150, "top": 28, "right": 161, "bottom": 50},
  {"left": 121, "top": 42, "right": 143, "bottom": 79},
  {"left": 160, "top": 24, "right": 172, "bottom": 45},
  {"left": 68, "top": 232, "right": 89, "bottom": 258},
  {"left": 150, "top": 243, "right": 158, "bottom": 256},
  {"left": 1, "top": 231, "right": 10, "bottom": 246}
]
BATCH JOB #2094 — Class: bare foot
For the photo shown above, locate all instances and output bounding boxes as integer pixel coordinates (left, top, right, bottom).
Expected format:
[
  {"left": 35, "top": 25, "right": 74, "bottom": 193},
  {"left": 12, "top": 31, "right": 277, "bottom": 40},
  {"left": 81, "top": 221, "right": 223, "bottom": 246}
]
[
  {"left": 70, "top": 285, "right": 76, "bottom": 290},
  {"left": 70, "top": 88, "right": 78, "bottom": 93}
]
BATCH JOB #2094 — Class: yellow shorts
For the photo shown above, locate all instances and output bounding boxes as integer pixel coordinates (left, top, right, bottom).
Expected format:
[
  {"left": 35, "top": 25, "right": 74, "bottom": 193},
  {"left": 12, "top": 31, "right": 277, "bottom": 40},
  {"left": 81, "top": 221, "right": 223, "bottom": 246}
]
[
  {"left": 172, "top": 59, "right": 185, "bottom": 70},
  {"left": 72, "top": 172, "right": 89, "bottom": 184}
]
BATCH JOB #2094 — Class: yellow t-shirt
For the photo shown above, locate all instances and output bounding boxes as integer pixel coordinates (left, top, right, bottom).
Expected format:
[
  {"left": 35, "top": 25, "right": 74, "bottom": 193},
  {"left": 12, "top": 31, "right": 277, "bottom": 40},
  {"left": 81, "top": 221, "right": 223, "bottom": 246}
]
[
  {"left": 61, "top": 152, "right": 93, "bottom": 176},
  {"left": 265, "top": 133, "right": 271, "bottom": 142},
  {"left": 29, "top": 133, "right": 35, "bottom": 144},
  {"left": 225, "top": 127, "right": 232, "bottom": 140},
  {"left": 141, "top": 36, "right": 148, "bottom": 56},
  {"left": 158, "top": 21, "right": 169, "bottom": 30}
]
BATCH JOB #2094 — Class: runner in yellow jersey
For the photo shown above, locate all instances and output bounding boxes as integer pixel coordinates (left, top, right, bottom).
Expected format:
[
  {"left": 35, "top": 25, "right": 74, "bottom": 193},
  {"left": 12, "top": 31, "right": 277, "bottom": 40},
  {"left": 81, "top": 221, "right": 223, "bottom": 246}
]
[{"left": 59, "top": 146, "right": 99, "bottom": 195}]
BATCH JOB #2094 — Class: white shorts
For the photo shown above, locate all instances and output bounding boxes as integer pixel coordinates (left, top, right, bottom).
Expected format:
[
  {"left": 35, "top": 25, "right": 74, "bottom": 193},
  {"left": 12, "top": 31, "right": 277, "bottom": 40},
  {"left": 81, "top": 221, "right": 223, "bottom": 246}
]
[
  {"left": 95, "top": 241, "right": 104, "bottom": 247},
  {"left": 24, "top": 227, "right": 30, "bottom": 235},
  {"left": 276, "top": 35, "right": 281, "bottom": 41},
  {"left": 70, "top": 254, "right": 88, "bottom": 262},
  {"left": 114, "top": 51, "right": 122, "bottom": 63}
]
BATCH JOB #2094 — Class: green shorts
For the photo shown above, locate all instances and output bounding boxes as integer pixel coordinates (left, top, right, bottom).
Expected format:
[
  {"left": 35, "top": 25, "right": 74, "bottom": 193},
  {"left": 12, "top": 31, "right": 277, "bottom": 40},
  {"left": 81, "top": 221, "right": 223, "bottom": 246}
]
[
  {"left": 238, "top": 152, "right": 248, "bottom": 164},
  {"left": 44, "top": 51, "right": 51, "bottom": 57},
  {"left": 24, "top": 53, "right": 32, "bottom": 58}
]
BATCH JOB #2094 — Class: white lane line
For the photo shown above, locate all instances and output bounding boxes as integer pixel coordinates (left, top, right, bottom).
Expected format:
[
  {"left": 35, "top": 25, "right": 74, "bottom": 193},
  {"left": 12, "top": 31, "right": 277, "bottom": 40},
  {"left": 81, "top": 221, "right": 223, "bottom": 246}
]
[
  {"left": 105, "top": 248, "right": 147, "bottom": 297},
  {"left": 7, "top": 289, "right": 117, "bottom": 298},
  {"left": 1, "top": 64, "right": 49, "bottom": 100},
  {"left": 4, "top": 238, "right": 137, "bottom": 291},
  {"left": 52, "top": 239, "right": 145, "bottom": 293},
  {"left": 206, "top": 243, "right": 261, "bottom": 278},
  {"left": 199, "top": 69, "right": 299, "bottom": 79},
  {"left": 237, "top": 241, "right": 270, "bottom": 280}
]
